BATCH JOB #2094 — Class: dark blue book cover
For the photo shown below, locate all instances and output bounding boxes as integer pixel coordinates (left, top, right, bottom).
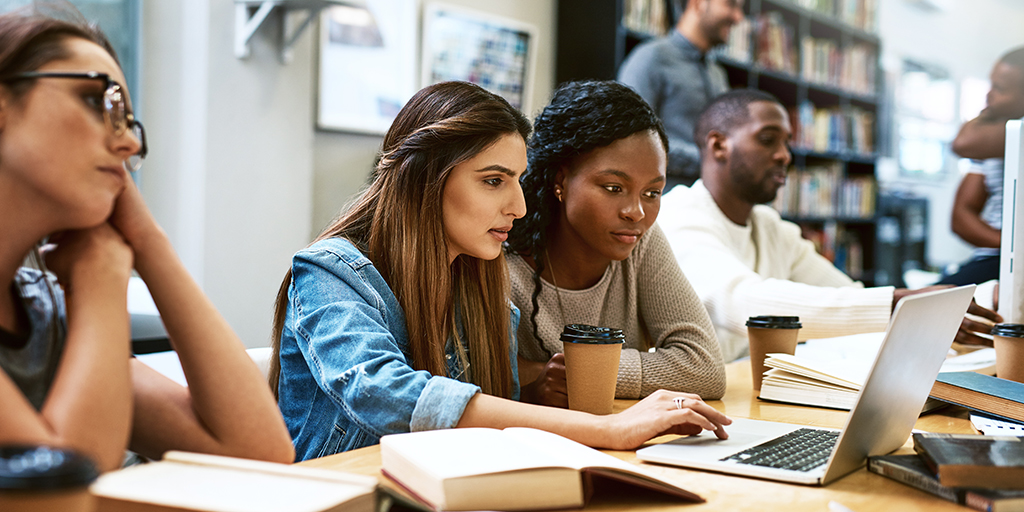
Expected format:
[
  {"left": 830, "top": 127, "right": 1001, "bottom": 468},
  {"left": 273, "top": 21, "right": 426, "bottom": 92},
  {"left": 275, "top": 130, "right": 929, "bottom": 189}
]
[{"left": 930, "top": 373, "right": 1024, "bottom": 424}]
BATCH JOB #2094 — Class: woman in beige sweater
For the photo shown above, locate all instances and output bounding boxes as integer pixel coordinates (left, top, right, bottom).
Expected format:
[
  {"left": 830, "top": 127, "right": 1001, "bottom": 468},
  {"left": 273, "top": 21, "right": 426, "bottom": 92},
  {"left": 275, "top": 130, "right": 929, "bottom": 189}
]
[{"left": 506, "top": 81, "right": 726, "bottom": 407}]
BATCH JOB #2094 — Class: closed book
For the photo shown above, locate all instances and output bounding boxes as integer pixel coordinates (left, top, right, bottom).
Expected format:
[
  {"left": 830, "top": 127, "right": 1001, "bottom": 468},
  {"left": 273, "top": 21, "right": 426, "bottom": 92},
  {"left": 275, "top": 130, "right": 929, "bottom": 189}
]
[
  {"left": 867, "top": 454, "right": 1024, "bottom": 511},
  {"left": 867, "top": 454, "right": 963, "bottom": 503},
  {"left": 930, "top": 372, "right": 1024, "bottom": 424},
  {"left": 380, "top": 428, "right": 702, "bottom": 511},
  {"left": 91, "top": 451, "right": 378, "bottom": 512},
  {"left": 965, "top": 489, "right": 1024, "bottom": 512},
  {"left": 913, "top": 433, "right": 1024, "bottom": 489}
]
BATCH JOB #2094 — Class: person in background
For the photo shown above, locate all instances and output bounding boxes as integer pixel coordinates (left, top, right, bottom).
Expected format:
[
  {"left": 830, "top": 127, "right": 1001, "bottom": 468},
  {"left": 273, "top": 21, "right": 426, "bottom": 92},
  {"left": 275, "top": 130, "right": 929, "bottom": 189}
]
[
  {"left": 618, "top": 0, "right": 744, "bottom": 189},
  {"left": 941, "top": 47, "right": 1024, "bottom": 286},
  {"left": 659, "top": 89, "right": 1002, "bottom": 362},
  {"left": 270, "top": 81, "right": 731, "bottom": 461},
  {"left": 0, "top": 7, "right": 294, "bottom": 471},
  {"left": 506, "top": 81, "right": 725, "bottom": 408}
]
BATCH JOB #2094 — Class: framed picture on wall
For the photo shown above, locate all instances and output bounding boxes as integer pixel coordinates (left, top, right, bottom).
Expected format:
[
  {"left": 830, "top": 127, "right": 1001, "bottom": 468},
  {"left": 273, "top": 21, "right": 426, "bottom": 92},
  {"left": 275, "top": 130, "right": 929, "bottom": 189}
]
[
  {"left": 317, "top": 0, "right": 419, "bottom": 134},
  {"left": 421, "top": 2, "right": 537, "bottom": 113}
]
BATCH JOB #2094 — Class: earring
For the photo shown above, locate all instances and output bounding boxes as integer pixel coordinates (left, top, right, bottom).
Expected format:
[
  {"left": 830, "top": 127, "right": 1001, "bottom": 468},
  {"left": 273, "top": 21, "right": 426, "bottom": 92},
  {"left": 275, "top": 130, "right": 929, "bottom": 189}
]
[{"left": 554, "top": 186, "right": 563, "bottom": 202}]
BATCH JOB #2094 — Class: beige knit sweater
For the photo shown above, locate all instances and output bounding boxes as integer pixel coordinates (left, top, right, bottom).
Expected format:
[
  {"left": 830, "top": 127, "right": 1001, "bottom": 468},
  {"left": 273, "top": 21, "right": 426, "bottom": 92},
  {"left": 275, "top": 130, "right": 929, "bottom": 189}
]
[{"left": 507, "top": 224, "right": 727, "bottom": 400}]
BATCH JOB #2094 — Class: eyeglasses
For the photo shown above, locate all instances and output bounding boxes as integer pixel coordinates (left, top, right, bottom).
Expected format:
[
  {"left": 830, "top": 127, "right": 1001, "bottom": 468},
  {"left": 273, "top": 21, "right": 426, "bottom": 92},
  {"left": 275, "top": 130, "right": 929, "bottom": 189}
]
[{"left": 1, "top": 71, "right": 148, "bottom": 171}]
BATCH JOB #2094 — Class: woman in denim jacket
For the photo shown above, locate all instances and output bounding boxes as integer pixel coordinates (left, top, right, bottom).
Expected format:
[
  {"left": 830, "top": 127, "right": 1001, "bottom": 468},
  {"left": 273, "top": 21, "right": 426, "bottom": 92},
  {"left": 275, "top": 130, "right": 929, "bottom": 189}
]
[{"left": 270, "top": 81, "right": 733, "bottom": 461}]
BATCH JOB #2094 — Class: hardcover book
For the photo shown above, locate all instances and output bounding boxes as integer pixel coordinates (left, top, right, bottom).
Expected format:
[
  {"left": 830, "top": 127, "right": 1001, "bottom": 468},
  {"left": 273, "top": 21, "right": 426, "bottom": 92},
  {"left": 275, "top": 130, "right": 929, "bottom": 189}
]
[
  {"left": 91, "top": 451, "right": 378, "bottom": 512},
  {"left": 379, "top": 427, "right": 702, "bottom": 511},
  {"left": 868, "top": 454, "right": 1024, "bottom": 511},
  {"left": 930, "top": 372, "right": 1024, "bottom": 424},
  {"left": 912, "top": 433, "right": 1024, "bottom": 489}
]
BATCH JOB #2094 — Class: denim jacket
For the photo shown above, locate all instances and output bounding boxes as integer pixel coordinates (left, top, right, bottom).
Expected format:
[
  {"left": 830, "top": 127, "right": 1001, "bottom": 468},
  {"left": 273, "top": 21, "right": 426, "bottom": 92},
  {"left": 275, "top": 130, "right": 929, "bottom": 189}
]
[{"left": 277, "top": 238, "right": 520, "bottom": 461}]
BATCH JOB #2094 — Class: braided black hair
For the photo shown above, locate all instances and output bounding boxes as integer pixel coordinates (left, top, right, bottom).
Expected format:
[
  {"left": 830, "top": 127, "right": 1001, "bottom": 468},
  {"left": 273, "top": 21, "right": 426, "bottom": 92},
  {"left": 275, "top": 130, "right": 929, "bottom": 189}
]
[{"left": 506, "top": 80, "right": 668, "bottom": 348}]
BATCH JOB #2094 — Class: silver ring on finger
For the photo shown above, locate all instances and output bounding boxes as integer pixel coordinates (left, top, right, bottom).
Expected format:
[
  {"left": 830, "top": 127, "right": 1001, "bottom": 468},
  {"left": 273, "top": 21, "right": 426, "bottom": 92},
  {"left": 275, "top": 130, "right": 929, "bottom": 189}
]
[{"left": 673, "top": 396, "right": 685, "bottom": 410}]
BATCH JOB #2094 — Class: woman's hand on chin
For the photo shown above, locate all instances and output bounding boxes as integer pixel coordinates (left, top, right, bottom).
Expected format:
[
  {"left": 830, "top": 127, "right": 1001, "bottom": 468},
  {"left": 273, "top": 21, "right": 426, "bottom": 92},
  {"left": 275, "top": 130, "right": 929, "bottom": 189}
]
[
  {"left": 107, "top": 167, "right": 167, "bottom": 258},
  {"left": 43, "top": 225, "right": 133, "bottom": 290}
]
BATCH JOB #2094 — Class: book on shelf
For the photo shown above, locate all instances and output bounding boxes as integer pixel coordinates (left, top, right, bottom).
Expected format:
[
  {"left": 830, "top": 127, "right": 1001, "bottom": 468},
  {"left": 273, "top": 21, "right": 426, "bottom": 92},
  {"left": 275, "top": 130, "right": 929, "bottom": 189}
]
[
  {"left": 801, "top": 39, "right": 877, "bottom": 96},
  {"left": 868, "top": 454, "right": 1024, "bottom": 511},
  {"left": 621, "top": 0, "right": 669, "bottom": 37},
  {"left": 755, "top": 12, "right": 797, "bottom": 75},
  {"left": 792, "top": 101, "right": 876, "bottom": 155},
  {"left": 379, "top": 427, "right": 702, "bottom": 512},
  {"left": 838, "top": 0, "right": 877, "bottom": 32},
  {"left": 721, "top": 16, "right": 753, "bottom": 62},
  {"left": 913, "top": 433, "right": 1024, "bottom": 490},
  {"left": 772, "top": 164, "right": 876, "bottom": 219},
  {"left": 929, "top": 372, "right": 1024, "bottom": 424},
  {"left": 759, "top": 332, "right": 996, "bottom": 410},
  {"left": 794, "top": 0, "right": 835, "bottom": 17},
  {"left": 792, "top": 0, "right": 878, "bottom": 32},
  {"left": 90, "top": 450, "right": 379, "bottom": 512}
]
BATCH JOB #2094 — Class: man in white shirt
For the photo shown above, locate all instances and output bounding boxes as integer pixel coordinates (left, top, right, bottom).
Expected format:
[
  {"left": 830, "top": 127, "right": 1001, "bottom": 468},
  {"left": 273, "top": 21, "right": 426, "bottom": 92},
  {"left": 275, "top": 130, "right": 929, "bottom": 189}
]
[{"left": 660, "top": 89, "right": 1001, "bottom": 362}]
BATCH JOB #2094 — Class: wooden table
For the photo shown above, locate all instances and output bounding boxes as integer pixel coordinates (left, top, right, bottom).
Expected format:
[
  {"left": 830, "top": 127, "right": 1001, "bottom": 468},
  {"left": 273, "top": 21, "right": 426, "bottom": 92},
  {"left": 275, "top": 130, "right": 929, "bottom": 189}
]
[{"left": 300, "top": 361, "right": 974, "bottom": 511}]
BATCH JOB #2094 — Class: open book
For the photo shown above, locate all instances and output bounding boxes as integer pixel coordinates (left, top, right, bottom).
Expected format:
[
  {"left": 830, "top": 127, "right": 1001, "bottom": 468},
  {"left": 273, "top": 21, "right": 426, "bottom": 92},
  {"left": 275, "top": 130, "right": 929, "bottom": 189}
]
[
  {"left": 91, "top": 451, "right": 378, "bottom": 512},
  {"left": 759, "top": 333, "right": 996, "bottom": 410},
  {"left": 380, "top": 428, "right": 702, "bottom": 511}
]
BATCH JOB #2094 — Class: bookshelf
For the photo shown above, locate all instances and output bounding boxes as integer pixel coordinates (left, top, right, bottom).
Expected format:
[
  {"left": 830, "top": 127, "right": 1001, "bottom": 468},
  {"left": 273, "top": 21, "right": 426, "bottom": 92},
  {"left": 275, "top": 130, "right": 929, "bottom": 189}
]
[{"left": 555, "top": 0, "right": 882, "bottom": 285}]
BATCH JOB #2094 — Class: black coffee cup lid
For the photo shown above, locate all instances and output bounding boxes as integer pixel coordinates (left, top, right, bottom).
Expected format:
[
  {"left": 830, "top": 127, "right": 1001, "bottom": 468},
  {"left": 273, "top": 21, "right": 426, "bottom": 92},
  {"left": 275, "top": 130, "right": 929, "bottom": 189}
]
[
  {"left": 0, "top": 446, "right": 98, "bottom": 491},
  {"left": 746, "top": 316, "right": 802, "bottom": 329},
  {"left": 991, "top": 323, "right": 1024, "bottom": 339},
  {"left": 560, "top": 324, "right": 625, "bottom": 344}
]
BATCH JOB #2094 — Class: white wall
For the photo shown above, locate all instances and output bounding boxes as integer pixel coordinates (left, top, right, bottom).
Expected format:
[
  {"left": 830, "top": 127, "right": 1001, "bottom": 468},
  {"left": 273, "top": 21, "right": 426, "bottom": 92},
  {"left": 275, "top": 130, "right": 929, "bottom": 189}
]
[
  {"left": 877, "top": 0, "right": 1024, "bottom": 269},
  {"left": 311, "top": 0, "right": 557, "bottom": 236},
  {"left": 141, "top": 2, "right": 314, "bottom": 348},
  {"left": 140, "top": 1, "right": 554, "bottom": 347}
]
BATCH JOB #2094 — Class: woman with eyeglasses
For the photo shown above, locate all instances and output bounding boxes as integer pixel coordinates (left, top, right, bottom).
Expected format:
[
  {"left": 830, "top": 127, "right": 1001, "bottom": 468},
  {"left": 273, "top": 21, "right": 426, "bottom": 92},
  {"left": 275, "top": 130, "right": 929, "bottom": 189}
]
[
  {"left": 0, "top": 9, "right": 294, "bottom": 470},
  {"left": 270, "top": 80, "right": 731, "bottom": 461}
]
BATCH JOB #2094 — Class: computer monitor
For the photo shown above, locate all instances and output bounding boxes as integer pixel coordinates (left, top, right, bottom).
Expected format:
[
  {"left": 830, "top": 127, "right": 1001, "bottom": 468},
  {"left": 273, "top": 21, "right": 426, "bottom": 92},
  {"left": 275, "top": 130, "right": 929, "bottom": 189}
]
[{"left": 999, "top": 119, "right": 1024, "bottom": 322}]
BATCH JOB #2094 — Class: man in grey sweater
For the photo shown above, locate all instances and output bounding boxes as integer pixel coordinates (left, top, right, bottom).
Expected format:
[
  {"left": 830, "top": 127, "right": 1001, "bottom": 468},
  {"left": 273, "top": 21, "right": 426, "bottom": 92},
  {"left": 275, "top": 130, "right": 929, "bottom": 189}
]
[{"left": 618, "top": 0, "right": 743, "bottom": 189}]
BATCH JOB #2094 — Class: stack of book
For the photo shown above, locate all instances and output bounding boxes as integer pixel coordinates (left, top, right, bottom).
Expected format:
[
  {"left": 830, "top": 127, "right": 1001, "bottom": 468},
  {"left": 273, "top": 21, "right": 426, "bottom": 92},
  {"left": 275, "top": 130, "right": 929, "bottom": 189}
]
[{"left": 869, "top": 433, "right": 1024, "bottom": 511}]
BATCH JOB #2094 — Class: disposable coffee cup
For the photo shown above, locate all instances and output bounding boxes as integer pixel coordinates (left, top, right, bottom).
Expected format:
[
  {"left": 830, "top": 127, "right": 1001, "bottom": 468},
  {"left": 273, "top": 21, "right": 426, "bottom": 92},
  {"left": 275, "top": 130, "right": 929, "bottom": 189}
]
[
  {"left": 0, "top": 445, "right": 98, "bottom": 512},
  {"left": 561, "top": 324, "right": 624, "bottom": 415},
  {"left": 746, "top": 316, "right": 802, "bottom": 391},
  {"left": 991, "top": 323, "right": 1024, "bottom": 383}
]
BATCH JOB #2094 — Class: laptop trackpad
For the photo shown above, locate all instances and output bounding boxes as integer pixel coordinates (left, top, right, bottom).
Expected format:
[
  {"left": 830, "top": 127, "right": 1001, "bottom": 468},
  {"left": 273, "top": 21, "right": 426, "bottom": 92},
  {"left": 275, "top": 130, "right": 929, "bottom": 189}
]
[{"left": 651, "top": 418, "right": 802, "bottom": 461}]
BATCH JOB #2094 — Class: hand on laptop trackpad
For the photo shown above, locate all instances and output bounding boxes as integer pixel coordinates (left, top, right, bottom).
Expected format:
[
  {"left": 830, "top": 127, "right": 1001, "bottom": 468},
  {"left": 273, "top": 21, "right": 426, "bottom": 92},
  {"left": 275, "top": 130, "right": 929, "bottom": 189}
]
[{"left": 668, "top": 431, "right": 766, "bottom": 448}]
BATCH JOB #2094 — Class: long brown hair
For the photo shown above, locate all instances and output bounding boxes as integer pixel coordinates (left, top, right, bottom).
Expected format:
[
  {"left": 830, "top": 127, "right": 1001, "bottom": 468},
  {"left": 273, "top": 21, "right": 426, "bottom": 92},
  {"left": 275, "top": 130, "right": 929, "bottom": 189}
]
[
  {"left": 0, "top": 5, "right": 118, "bottom": 92},
  {"left": 270, "top": 81, "right": 531, "bottom": 399}
]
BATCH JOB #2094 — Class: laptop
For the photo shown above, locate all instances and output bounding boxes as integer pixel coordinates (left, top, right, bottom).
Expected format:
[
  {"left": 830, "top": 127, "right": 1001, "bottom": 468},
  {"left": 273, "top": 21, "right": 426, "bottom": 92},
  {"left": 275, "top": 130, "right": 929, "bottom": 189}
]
[{"left": 637, "top": 285, "right": 976, "bottom": 485}]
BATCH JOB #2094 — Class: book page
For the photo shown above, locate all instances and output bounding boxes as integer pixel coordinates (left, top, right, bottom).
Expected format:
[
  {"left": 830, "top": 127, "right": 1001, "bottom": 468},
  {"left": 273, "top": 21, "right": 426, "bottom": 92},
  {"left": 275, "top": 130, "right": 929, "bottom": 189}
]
[
  {"left": 92, "top": 459, "right": 373, "bottom": 512},
  {"left": 381, "top": 428, "right": 572, "bottom": 479},
  {"left": 790, "top": 333, "right": 996, "bottom": 385},
  {"left": 502, "top": 428, "right": 646, "bottom": 473}
]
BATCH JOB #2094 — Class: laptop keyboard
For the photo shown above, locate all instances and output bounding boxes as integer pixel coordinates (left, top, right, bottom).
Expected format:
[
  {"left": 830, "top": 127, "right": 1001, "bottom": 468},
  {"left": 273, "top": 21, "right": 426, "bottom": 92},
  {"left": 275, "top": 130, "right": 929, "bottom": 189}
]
[{"left": 720, "top": 428, "right": 839, "bottom": 472}]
